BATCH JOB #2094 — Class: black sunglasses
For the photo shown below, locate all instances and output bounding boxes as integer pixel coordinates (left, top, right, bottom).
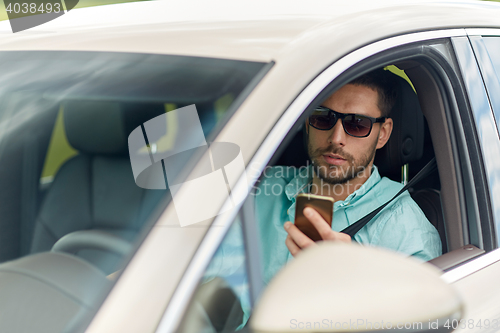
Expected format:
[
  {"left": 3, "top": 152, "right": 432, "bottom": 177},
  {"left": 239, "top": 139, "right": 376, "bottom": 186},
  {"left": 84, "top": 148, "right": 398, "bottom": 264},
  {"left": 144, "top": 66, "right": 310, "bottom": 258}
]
[{"left": 309, "top": 106, "right": 387, "bottom": 138}]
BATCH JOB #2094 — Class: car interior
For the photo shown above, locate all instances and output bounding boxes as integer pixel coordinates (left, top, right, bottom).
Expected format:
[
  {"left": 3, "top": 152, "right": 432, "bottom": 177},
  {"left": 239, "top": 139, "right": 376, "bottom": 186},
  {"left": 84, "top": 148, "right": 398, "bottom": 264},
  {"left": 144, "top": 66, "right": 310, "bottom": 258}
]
[
  {"left": 270, "top": 55, "right": 489, "bottom": 271},
  {"left": 274, "top": 67, "right": 446, "bottom": 254},
  {"left": 30, "top": 100, "right": 168, "bottom": 274},
  {"left": 0, "top": 98, "right": 174, "bottom": 332},
  {"left": 0, "top": 51, "right": 269, "bottom": 332},
  {"left": 0, "top": 98, "right": 245, "bottom": 332}
]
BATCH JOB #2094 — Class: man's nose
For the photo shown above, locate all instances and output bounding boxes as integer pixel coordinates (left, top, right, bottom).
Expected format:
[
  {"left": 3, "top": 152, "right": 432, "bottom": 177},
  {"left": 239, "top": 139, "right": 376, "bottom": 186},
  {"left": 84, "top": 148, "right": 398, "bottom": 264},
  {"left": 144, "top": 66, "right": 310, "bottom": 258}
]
[{"left": 328, "top": 119, "right": 347, "bottom": 146}]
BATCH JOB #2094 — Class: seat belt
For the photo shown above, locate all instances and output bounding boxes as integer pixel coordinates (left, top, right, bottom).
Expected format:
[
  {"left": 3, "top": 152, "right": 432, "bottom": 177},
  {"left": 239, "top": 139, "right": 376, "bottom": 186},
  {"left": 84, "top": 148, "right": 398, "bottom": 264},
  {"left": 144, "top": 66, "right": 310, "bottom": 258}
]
[{"left": 340, "top": 157, "right": 437, "bottom": 238}]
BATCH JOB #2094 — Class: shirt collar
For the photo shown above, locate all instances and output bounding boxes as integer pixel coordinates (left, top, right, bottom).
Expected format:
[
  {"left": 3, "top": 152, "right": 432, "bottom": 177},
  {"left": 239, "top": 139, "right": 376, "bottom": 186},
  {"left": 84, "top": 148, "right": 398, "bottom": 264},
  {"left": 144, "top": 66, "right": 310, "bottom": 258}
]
[
  {"left": 284, "top": 164, "right": 382, "bottom": 205},
  {"left": 284, "top": 166, "right": 313, "bottom": 201},
  {"left": 341, "top": 165, "right": 381, "bottom": 206}
]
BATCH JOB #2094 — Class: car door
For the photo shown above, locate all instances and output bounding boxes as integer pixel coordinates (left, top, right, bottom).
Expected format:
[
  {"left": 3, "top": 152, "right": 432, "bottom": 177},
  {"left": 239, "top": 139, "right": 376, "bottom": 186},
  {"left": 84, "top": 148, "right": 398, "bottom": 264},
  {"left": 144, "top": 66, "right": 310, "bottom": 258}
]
[
  {"left": 439, "top": 30, "right": 500, "bottom": 333},
  {"left": 154, "top": 28, "right": 500, "bottom": 333}
]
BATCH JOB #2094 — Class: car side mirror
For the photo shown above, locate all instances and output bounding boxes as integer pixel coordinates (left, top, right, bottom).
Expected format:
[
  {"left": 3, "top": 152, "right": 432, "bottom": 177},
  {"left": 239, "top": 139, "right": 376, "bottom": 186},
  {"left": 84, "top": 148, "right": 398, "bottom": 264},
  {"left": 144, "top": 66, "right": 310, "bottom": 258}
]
[{"left": 251, "top": 242, "right": 463, "bottom": 333}]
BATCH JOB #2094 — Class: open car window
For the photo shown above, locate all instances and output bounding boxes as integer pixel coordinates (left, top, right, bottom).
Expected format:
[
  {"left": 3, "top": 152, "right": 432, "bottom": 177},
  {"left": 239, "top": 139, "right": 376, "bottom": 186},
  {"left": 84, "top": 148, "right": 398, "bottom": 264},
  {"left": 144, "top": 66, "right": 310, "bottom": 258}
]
[
  {"left": 167, "top": 33, "right": 500, "bottom": 332},
  {"left": 177, "top": 55, "right": 457, "bottom": 333}
]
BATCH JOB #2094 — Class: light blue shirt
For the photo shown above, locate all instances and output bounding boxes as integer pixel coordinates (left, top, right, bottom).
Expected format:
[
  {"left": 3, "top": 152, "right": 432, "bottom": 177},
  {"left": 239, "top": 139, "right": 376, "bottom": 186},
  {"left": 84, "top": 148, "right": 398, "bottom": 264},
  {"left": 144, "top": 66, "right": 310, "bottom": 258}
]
[{"left": 255, "top": 164, "right": 442, "bottom": 284}]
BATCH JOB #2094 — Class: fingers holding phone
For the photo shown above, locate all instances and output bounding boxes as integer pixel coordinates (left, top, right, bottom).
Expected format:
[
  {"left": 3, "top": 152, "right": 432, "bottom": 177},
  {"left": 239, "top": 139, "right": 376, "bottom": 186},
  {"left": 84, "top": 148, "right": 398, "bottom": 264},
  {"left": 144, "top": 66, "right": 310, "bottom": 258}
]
[
  {"left": 300, "top": 207, "right": 351, "bottom": 243},
  {"left": 284, "top": 210, "right": 351, "bottom": 257},
  {"left": 284, "top": 194, "right": 351, "bottom": 256},
  {"left": 284, "top": 222, "right": 315, "bottom": 256}
]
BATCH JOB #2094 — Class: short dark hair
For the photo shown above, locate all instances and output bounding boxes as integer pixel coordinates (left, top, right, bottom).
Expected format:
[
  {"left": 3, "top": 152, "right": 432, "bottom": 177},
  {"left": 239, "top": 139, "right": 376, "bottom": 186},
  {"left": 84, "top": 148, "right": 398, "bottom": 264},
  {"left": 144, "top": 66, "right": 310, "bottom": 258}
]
[{"left": 348, "top": 68, "right": 398, "bottom": 117}]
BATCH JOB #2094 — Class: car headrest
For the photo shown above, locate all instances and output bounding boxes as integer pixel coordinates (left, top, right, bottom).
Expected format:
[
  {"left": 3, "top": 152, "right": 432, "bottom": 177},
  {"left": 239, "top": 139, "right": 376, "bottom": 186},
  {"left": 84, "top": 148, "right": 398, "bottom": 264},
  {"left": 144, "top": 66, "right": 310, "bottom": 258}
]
[
  {"left": 373, "top": 73, "right": 424, "bottom": 180},
  {"left": 63, "top": 100, "right": 165, "bottom": 156}
]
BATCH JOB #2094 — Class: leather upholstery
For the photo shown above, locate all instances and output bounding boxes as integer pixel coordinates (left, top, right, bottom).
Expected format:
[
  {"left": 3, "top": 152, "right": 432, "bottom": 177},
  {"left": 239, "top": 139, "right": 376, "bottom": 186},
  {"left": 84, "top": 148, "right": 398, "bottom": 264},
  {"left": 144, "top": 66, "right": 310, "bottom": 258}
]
[
  {"left": 64, "top": 101, "right": 127, "bottom": 155},
  {"left": 0, "top": 252, "right": 110, "bottom": 332},
  {"left": 30, "top": 101, "right": 166, "bottom": 273},
  {"left": 411, "top": 189, "right": 447, "bottom": 254},
  {"left": 374, "top": 74, "right": 424, "bottom": 179}
]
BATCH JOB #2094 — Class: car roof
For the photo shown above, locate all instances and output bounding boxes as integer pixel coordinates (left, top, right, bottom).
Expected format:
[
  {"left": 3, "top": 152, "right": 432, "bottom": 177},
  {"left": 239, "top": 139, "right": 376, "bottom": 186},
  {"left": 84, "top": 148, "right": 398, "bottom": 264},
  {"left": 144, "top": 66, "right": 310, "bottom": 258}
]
[{"left": 0, "top": 0, "right": 499, "bottom": 62}]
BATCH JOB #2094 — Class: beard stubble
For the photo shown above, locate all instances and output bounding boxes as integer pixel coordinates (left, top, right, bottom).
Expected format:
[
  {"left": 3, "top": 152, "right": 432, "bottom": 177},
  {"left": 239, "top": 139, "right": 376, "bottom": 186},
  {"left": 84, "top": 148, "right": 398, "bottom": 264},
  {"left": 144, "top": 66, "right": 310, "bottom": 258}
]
[{"left": 307, "top": 139, "right": 377, "bottom": 185}]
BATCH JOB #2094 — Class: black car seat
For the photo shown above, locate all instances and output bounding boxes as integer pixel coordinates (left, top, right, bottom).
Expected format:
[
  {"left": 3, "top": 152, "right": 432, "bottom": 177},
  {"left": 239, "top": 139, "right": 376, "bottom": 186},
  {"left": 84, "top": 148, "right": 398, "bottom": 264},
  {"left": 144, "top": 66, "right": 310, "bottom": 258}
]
[
  {"left": 373, "top": 73, "right": 447, "bottom": 254},
  {"left": 30, "top": 100, "right": 167, "bottom": 273}
]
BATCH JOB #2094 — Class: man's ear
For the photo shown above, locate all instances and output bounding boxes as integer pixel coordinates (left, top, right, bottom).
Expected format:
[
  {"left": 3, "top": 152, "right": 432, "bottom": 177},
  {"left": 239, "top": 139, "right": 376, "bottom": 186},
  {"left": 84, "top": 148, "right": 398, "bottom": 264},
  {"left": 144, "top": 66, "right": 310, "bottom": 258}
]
[{"left": 376, "top": 118, "right": 393, "bottom": 149}]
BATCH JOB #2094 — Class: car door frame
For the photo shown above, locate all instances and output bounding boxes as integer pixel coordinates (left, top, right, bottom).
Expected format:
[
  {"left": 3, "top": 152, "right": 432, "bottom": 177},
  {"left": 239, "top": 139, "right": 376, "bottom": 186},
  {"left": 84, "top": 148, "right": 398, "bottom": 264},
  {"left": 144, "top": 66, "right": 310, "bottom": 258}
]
[
  {"left": 441, "top": 29, "right": 500, "bottom": 283},
  {"left": 466, "top": 29, "right": 500, "bottom": 245}
]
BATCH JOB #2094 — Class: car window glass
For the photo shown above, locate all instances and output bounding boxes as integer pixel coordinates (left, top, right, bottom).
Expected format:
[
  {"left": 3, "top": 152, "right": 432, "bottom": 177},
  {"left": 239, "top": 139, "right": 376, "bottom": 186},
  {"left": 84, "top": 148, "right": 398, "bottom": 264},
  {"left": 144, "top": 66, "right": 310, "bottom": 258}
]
[
  {"left": 482, "top": 37, "right": 500, "bottom": 133},
  {"left": 0, "top": 50, "right": 267, "bottom": 332},
  {"left": 483, "top": 37, "right": 500, "bottom": 82},
  {"left": 476, "top": 36, "right": 500, "bottom": 243},
  {"left": 178, "top": 217, "right": 251, "bottom": 333}
]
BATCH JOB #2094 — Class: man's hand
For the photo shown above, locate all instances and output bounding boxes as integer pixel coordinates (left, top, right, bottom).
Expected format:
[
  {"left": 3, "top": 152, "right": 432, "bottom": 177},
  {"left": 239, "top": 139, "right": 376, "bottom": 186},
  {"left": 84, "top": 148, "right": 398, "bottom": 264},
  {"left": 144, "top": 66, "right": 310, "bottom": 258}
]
[{"left": 284, "top": 207, "right": 351, "bottom": 257}]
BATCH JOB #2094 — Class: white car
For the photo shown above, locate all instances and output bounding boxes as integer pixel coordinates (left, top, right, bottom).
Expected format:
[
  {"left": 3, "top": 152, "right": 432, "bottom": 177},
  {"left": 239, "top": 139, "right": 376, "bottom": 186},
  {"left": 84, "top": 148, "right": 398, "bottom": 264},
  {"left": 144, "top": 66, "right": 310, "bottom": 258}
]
[{"left": 0, "top": 0, "right": 499, "bottom": 332}]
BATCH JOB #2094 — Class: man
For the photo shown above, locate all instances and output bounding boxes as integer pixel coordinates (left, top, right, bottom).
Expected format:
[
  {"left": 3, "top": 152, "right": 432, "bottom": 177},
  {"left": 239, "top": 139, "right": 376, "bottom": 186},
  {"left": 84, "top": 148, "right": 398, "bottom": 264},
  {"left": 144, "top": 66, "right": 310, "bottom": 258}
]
[{"left": 255, "top": 69, "right": 442, "bottom": 284}]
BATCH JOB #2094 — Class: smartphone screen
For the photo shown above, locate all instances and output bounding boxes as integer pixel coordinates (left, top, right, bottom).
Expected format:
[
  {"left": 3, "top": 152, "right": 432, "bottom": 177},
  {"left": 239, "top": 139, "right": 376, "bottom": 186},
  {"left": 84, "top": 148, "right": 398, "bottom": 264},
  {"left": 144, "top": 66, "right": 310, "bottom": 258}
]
[{"left": 294, "top": 193, "right": 334, "bottom": 242}]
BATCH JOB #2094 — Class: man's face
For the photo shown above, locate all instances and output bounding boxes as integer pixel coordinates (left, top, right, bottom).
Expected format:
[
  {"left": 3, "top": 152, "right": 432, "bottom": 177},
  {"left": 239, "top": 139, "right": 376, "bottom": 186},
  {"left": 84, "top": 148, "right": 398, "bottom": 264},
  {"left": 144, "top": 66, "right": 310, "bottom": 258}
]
[{"left": 307, "top": 84, "right": 393, "bottom": 184}]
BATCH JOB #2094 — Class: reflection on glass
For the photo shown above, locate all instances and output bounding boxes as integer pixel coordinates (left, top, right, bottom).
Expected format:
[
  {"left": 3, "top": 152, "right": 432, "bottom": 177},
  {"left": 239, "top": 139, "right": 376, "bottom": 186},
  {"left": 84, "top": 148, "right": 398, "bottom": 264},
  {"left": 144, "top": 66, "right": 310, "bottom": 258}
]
[
  {"left": 179, "top": 218, "right": 251, "bottom": 332},
  {"left": 0, "top": 51, "right": 266, "bottom": 332},
  {"left": 454, "top": 37, "right": 500, "bottom": 244}
]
